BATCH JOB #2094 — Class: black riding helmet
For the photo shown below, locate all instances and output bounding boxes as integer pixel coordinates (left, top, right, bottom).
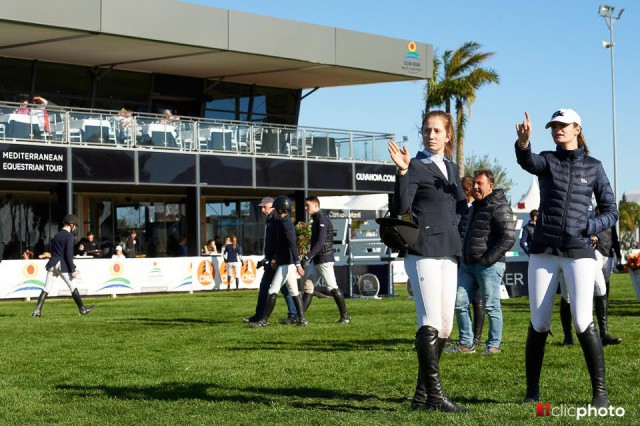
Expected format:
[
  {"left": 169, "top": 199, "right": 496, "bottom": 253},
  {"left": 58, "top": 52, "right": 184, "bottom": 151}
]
[
  {"left": 272, "top": 196, "right": 292, "bottom": 214},
  {"left": 63, "top": 214, "right": 79, "bottom": 226}
]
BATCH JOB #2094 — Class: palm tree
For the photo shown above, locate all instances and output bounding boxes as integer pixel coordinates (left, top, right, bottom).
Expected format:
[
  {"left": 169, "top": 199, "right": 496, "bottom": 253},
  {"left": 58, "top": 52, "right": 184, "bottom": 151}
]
[{"left": 424, "top": 42, "right": 499, "bottom": 176}]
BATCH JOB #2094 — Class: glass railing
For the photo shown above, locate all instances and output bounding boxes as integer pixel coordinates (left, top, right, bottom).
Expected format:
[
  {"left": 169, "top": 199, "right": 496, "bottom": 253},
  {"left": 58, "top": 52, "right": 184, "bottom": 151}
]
[{"left": 0, "top": 102, "right": 394, "bottom": 163}]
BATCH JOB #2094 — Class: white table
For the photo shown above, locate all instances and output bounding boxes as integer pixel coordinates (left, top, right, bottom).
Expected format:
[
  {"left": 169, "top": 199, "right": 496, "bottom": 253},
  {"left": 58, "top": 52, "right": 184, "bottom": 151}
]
[
  {"left": 0, "top": 113, "right": 40, "bottom": 138},
  {"left": 69, "top": 118, "right": 112, "bottom": 142},
  {"left": 141, "top": 123, "right": 178, "bottom": 147}
]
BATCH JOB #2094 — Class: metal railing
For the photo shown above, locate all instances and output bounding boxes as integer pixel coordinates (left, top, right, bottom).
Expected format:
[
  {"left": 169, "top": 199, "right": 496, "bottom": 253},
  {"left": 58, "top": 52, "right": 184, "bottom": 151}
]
[{"left": 0, "top": 102, "right": 394, "bottom": 163}]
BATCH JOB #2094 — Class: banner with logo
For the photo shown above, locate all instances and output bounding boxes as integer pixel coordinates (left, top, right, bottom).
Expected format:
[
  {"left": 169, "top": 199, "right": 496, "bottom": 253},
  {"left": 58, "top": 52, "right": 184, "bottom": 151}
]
[{"left": 0, "top": 256, "right": 264, "bottom": 299}]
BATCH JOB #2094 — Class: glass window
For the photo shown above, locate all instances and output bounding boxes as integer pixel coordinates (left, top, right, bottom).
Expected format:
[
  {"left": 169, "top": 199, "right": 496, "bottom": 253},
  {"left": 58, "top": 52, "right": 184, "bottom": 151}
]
[{"left": 0, "top": 58, "right": 33, "bottom": 100}]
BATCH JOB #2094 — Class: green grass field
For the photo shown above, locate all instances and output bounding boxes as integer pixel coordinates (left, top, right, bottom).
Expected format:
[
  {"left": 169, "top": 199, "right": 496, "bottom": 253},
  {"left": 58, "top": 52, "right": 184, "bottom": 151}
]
[{"left": 0, "top": 274, "right": 638, "bottom": 425}]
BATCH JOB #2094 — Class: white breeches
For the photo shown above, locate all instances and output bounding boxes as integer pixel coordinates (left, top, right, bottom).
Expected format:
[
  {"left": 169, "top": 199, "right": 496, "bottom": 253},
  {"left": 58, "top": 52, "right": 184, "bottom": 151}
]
[
  {"left": 43, "top": 262, "right": 76, "bottom": 293},
  {"left": 404, "top": 254, "right": 458, "bottom": 337},
  {"left": 528, "top": 254, "right": 596, "bottom": 333},
  {"left": 559, "top": 250, "right": 608, "bottom": 301},
  {"left": 226, "top": 261, "right": 241, "bottom": 280},
  {"left": 303, "top": 261, "right": 338, "bottom": 293},
  {"left": 269, "top": 264, "right": 299, "bottom": 297}
]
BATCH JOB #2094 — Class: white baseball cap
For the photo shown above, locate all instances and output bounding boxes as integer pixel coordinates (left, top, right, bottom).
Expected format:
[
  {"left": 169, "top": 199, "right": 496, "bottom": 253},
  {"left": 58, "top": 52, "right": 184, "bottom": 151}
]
[
  {"left": 115, "top": 245, "right": 123, "bottom": 251},
  {"left": 545, "top": 108, "right": 582, "bottom": 129}
]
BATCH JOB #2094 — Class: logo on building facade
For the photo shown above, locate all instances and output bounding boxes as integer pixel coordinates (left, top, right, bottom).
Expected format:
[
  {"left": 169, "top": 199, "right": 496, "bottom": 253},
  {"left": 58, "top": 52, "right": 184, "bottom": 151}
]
[{"left": 402, "top": 41, "right": 423, "bottom": 75}]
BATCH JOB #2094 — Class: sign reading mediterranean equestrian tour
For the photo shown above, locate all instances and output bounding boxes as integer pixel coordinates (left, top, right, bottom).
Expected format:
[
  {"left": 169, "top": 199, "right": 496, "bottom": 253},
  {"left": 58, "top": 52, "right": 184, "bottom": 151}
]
[{"left": 0, "top": 143, "right": 66, "bottom": 180}]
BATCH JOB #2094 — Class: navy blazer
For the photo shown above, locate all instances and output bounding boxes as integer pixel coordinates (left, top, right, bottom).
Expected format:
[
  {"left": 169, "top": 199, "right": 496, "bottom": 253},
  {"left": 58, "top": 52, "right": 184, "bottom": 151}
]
[
  {"left": 263, "top": 211, "right": 277, "bottom": 261},
  {"left": 273, "top": 216, "right": 301, "bottom": 266},
  {"left": 393, "top": 155, "right": 468, "bottom": 258},
  {"left": 45, "top": 228, "right": 76, "bottom": 273}
]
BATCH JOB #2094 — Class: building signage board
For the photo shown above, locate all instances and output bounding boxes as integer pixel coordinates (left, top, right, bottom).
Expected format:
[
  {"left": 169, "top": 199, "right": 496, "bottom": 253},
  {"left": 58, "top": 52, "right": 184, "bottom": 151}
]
[
  {"left": 255, "top": 158, "right": 304, "bottom": 188},
  {"left": 354, "top": 163, "right": 396, "bottom": 192},
  {"left": 138, "top": 152, "right": 196, "bottom": 185},
  {"left": 200, "top": 155, "right": 253, "bottom": 187},
  {"left": 308, "top": 161, "right": 352, "bottom": 190},
  {"left": 72, "top": 148, "right": 135, "bottom": 182},
  {"left": 0, "top": 143, "right": 67, "bottom": 181}
]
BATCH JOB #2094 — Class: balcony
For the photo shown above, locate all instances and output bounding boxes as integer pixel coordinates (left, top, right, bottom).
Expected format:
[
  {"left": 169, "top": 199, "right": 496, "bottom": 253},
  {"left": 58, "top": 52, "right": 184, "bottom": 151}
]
[{"left": 0, "top": 102, "right": 394, "bottom": 163}]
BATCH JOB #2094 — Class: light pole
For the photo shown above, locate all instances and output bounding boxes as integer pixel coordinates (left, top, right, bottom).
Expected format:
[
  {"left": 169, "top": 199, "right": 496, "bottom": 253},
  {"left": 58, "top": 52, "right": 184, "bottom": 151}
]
[{"left": 598, "top": 4, "right": 624, "bottom": 212}]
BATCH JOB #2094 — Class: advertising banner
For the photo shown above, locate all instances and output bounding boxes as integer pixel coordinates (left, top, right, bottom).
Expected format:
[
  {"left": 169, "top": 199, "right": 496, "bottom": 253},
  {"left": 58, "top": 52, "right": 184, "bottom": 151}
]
[{"left": 0, "top": 256, "right": 265, "bottom": 300}]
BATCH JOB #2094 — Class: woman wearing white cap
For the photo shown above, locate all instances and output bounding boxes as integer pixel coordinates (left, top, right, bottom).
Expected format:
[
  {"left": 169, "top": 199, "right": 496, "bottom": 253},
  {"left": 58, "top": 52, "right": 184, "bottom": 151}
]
[
  {"left": 112, "top": 245, "right": 126, "bottom": 259},
  {"left": 515, "top": 109, "right": 618, "bottom": 408}
]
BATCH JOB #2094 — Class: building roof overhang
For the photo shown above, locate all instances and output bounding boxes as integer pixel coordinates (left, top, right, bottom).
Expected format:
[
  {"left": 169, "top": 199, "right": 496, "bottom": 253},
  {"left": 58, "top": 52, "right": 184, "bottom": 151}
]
[{"left": 0, "top": 0, "right": 432, "bottom": 90}]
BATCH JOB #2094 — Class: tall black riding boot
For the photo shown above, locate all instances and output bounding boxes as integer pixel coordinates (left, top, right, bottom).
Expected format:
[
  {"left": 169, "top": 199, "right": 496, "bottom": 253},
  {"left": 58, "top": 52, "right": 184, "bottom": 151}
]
[
  {"left": 577, "top": 322, "right": 610, "bottom": 407},
  {"left": 472, "top": 298, "right": 485, "bottom": 346},
  {"left": 524, "top": 323, "right": 549, "bottom": 403},
  {"left": 560, "top": 298, "right": 574, "bottom": 346},
  {"left": 331, "top": 288, "right": 351, "bottom": 324},
  {"left": 411, "top": 336, "right": 447, "bottom": 410},
  {"left": 249, "top": 293, "right": 277, "bottom": 328},
  {"left": 293, "top": 295, "right": 308, "bottom": 326},
  {"left": 235, "top": 278, "right": 240, "bottom": 290},
  {"left": 71, "top": 288, "right": 94, "bottom": 315},
  {"left": 32, "top": 290, "right": 48, "bottom": 317},
  {"left": 594, "top": 294, "right": 621, "bottom": 346},
  {"left": 415, "top": 326, "right": 467, "bottom": 413},
  {"left": 302, "top": 292, "right": 314, "bottom": 311}
]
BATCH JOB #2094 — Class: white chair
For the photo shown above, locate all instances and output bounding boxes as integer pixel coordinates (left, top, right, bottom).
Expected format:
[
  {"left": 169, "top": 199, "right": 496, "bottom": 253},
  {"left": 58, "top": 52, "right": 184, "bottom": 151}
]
[{"left": 69, "top": 128, "right": 82, "bottom": 143}]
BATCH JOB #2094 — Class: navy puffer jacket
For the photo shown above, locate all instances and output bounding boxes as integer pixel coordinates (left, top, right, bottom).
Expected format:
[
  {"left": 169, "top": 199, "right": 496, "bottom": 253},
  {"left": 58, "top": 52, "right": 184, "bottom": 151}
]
[
  {"left": 515, "top": 143, "right": 618, "bottom": 252},
  {"left": 463, "top": 189, "right": 515, "bottom": 265}
]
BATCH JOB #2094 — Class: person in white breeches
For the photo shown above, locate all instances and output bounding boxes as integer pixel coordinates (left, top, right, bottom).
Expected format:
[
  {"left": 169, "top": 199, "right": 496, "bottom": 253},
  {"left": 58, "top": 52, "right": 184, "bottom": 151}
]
[
  {"left": 515, "top": 109, "right": 618, "bottom": 408},
  {"left": 390, "top": 110, "right": 469, "bottom": 413}
]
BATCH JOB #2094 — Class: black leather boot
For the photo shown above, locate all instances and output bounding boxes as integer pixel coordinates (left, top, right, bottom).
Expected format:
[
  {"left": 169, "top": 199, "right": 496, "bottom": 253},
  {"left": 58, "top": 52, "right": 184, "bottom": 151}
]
[
  {"left": 331, "top": 288, "right": 351, "bottom": 324},
  {"left": 411, "top": 336, "right": 447, "bottom": 410},
  {"left": 71, "top": 288, "right": 94, "bottom": 315},
  {"left": 594, "top": 294, "right": 621, "bottom": 346},
  {"left": 415, "top": 326, "right": 468, "bottom": 413},
  {"left": 293, "top": 295, "right": 308, "bottom": 326},
  {"left": 577, "top": 322, "right": 610, "bottom": 408},
  {"left": 472, "top": 298, "right": 485, "bottom": 346},
  {"left": 560, "top": 298, "right": 574, "bottom": 346},
  {"left": 302, "top": 292, "right": 314, "bottom": 311},
  {"left": 235, "top": 278, "right": 240, "bottom": 290},
  {"left": 249, "top": 293, "right": 277, "bottom": 328},
  {"left": 524, "top": 323, "right": 549, "bottom": 403},
  {"left": 32, "top": 290, "right": 48, "bottom": 317}
]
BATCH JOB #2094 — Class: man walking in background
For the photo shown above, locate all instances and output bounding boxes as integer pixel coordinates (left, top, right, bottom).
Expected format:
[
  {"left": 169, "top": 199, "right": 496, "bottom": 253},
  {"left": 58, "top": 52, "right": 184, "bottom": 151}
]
[
  {"left": 243, "top": 197, "right": 298, "bottom": 325},
  {"left": 520, "top": 209, "right": 538, "bottom": 255},
  {"left": 300, "top": 196, "right": 351, "bottom": 324},
  {"left": 32, "top": 214, "right": 94, "bottom": 317}
]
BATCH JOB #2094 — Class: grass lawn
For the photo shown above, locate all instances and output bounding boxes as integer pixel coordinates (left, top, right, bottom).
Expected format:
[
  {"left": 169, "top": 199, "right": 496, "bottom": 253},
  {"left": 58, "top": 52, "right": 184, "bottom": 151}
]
[{"left": 0, "top": 274, "right": 637, "bottom": 425}]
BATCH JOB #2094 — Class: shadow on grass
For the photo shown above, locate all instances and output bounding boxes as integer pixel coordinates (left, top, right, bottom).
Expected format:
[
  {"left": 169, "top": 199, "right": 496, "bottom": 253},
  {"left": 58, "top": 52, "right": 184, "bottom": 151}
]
[
  {"left": 227, "top": 338, "right": 414, "bottom": 352},
  {"left": 56, "top": 382, "right": 406, "bottom": 411},
  {"left": 112, "top": 317, "right": 226, "bottom": 326}
]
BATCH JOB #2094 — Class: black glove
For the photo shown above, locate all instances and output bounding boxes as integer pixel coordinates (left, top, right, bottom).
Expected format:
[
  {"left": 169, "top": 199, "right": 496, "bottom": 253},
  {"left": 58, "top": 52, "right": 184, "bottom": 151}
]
[
  {"left": 256, "top": 258, "right": 267, "bottom": 270},
  {"left": 300, "top": 255, "right": 309, "bottom": 267}
]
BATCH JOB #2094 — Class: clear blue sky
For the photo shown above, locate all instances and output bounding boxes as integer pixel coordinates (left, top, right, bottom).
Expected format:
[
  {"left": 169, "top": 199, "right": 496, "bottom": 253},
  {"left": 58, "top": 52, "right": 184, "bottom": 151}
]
[{"left": 187, "top": 0, "right": 638, "bottom": 203}]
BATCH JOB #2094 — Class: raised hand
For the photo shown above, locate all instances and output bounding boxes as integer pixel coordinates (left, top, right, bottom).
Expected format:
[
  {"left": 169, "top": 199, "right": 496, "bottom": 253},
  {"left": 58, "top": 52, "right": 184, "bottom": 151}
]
[
  {"left": 388, "top": 139, "right": 410, "bottom": 170},
  {"left": 515, "top": 112, "right": 532, "bottom": 148}
]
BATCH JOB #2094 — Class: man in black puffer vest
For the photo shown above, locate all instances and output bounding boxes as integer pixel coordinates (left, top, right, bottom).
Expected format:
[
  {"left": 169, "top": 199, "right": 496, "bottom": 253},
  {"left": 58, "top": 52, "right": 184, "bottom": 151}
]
[
  {"left": 301, "top": 196, "right": 351, "bottom": 324},
  {"left": 447, "top": 169, "right": 515, "bottom": 355}
]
